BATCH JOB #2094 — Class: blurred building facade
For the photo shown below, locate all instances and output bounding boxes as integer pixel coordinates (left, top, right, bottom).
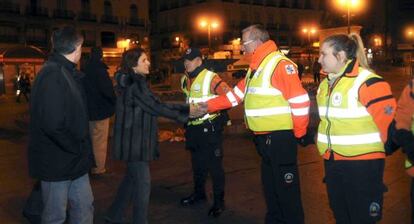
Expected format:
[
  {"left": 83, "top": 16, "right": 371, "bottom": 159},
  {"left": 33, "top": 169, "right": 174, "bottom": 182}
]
[
  {"left": 0, "top": 0, "right": 150, "bottom": 94},
  {"left": 149, "top": 0, "right": 336, "bottom": 73}
]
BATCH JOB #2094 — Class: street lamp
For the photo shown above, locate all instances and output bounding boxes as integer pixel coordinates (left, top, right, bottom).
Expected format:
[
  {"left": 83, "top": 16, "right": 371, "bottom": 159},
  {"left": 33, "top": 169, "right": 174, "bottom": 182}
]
[
  {"left": 199, "top": 19, "right": 220, "bottom": 51},
  {"left": 335, "top": 0, "right": 362, "bottom": 34},
  {"left": 302, "top": 27, "right": 317, "bottom": 66}
]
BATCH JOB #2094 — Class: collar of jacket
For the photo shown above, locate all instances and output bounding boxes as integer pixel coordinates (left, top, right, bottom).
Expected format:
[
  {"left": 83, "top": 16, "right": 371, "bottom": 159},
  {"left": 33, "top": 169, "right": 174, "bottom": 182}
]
[
  {"left": 48, "top": 52, "right": 77, "bottom": 72},
  {"left": 131, "top": 72, "right": 146, "bottom": 83},
  {"left": 250, "top": 40, "right": 278, "bottom": 70},
  {"left": 337, "top": 58, "right": 359, "bottom": 78},
  {"left": 188, "top": 63, "right": 206, "bottom": 79}
]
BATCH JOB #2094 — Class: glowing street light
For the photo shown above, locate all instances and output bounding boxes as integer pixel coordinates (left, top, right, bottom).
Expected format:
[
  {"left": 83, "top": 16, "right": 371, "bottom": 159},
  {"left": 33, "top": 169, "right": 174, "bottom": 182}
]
[
  {"left": 302, "top": 26, "right": 318, "bottom": 68},
  {"left": 373, "top": 37, "right": 382, "bottom": 47},
  {"left": 335, "top": 0, "right": 362, "bottom": 34},
  {"left": 199, "top": 18, "right": 220, "bottom": 51},
  {"left": 408, "top": 29, "right": 414, "bottom": 40}
]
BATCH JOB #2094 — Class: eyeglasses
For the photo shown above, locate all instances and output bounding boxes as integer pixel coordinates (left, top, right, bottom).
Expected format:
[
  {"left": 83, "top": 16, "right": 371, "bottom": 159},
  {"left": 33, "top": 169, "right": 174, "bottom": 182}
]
[{"left": 242, "top": 39, "right": 255, "bottom": 46}]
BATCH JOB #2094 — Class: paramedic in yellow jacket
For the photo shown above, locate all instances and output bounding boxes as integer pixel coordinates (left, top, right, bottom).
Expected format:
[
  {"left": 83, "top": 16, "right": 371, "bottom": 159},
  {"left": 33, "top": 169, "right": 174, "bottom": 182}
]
[{"left": 316, "top": 33, "right": 396, "bottom": 223}]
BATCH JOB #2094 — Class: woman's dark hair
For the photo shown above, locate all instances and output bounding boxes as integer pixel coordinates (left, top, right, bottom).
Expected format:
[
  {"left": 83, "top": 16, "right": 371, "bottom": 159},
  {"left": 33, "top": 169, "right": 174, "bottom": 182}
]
[
  {"left": 322, "top": 33, "right": 370, "bottom": 70},
  {"left": 116, "top": 48, "right": 145, "bottom": 88},
  {"left": 119, "top": 47, "right": 145, "bottom": 74},
  {"left": 51, "top": 26, "right": 84, "bottom": 55}
]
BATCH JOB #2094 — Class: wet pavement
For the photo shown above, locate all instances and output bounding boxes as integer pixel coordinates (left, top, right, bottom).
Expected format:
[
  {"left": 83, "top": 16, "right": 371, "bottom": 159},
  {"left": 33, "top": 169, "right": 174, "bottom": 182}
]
[{"left": 0, "top": 65, "right": 412, "bottom": 223}]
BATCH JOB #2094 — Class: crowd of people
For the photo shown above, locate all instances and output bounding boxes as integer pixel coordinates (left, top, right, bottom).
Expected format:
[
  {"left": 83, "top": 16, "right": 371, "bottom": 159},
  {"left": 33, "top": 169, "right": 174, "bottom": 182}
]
[{"left": 22, "top": 25, "right": 413, "bottom": 224}]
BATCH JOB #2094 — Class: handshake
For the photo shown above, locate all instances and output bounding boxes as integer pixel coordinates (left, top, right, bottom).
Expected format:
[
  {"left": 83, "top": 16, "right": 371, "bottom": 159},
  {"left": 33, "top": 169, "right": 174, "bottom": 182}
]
[{"left": 189, "top": 102, "right": 208, "bottom": 119}]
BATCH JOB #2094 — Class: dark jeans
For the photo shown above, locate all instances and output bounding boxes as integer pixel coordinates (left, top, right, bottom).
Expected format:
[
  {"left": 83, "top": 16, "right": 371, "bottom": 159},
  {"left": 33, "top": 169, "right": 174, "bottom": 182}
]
[
  {"left": 324, "top": 159, "right": 386, "bottom": 224},
  {"left": 254, "top": 130, "right": 304, "bottom": 224},
  {"left": 41, "top": 174, "right": 94, "bottom": 224},
  {"left": 186, "top": 122, "right": 225, "bottom": 198},
  {"left": 106, "top": 161, "right": 150, "bottom": 224}
]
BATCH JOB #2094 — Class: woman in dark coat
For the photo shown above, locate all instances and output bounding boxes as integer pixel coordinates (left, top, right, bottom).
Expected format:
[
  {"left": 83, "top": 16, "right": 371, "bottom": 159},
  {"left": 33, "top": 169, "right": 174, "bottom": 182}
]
[{"left": 105, "top": 48, "right": 191, "bottom": 224}]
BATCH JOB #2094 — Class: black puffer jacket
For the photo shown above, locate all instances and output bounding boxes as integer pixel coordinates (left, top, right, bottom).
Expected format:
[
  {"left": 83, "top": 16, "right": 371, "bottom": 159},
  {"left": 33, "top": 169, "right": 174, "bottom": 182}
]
[
  {"left": 82, "top": 57, "right": 116, "bottom": 121},
  {"left": 28, "top": 53, "right": 94, "bottom": 181},
  {"left": 112, "top": 72, "right": 189, "bottom": 161}
]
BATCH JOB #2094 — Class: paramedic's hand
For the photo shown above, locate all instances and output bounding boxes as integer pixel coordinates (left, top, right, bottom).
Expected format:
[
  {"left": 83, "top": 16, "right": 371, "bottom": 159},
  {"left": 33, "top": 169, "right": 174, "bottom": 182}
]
[
  {"left": 189, "top": 103, "right": 207, "bottom": 118},
  {"left": 296, "top": 132, "right": 315, "bottom": 147}
]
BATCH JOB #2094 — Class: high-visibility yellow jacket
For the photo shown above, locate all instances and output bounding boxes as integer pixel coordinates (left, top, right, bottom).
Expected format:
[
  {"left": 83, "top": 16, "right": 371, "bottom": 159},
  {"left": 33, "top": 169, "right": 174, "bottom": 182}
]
[
  {"left": 181, "top": 68, "right": 219, "bottom": 125},
  {"left": 317, "top": 68, "right": 384, "bottom": 158}
]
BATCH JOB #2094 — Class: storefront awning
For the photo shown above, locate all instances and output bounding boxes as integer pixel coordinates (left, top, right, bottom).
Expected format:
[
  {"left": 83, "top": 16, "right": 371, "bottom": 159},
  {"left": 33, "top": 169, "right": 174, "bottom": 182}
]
[{"left": 0, "top": 45, "right": 46, "bottom": 64}]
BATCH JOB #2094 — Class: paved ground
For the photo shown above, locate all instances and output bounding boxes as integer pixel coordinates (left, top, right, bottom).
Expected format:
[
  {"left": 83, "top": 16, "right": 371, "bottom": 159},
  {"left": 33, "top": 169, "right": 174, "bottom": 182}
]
[{"left": 0, "top": 66, "right": 412, "bottom": 224}]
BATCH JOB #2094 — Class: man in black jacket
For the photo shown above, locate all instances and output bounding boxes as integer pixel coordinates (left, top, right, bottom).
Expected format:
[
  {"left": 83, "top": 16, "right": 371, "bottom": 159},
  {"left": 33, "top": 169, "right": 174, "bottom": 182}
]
[
  {"left": 82, "top": 47, "right": 116, "bottom": 175},
  {"left": 28, "top": 26, "right": 94, "bottom": 224}
]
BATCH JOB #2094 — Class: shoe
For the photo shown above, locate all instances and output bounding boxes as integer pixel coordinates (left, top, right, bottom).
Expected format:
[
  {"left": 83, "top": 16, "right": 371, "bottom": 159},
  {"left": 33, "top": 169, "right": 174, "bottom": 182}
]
[
  {"left": 22, "top": 211, "right": 41, "bottom": 224},
  {"left": 208, "top": 192, "right": 225, "bottom": 217},
  {"left": 180, "top": 193, "right": 206, "bottom": 206},
  {"left": 208, "top": 205, "right": 225, "bottom": 217}
]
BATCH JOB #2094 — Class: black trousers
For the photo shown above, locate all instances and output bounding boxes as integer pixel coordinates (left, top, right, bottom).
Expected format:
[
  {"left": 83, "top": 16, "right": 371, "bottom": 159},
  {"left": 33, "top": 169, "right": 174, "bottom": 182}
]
[
  {"left": 254, "top": 130, "right": 304, "bottom": 224},
  {"left": 324, "top": 159, "right": 386, "bottom": 224},
  {"left": 185, "top": 121, "right": 225, "bottom": 199}
]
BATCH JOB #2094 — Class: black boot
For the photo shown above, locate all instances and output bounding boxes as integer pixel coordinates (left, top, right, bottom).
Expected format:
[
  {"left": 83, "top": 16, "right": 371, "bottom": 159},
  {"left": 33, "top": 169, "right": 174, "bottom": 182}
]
[
  {"left": 208, "top": 193, "right": 225, "bottom": 217},
  {"left": 180, "top": 193, "right": 206, "bottom": 206}
]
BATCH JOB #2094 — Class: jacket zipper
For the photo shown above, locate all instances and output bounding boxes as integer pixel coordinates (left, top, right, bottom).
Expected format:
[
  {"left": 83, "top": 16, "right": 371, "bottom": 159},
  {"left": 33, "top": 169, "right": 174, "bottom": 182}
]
[{"left": 325, "top": 77, "right": 342, "bottom": 158}]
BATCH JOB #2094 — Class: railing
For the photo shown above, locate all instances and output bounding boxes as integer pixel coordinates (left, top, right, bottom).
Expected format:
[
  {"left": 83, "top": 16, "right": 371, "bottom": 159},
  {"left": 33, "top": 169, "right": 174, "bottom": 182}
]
[
  {"left": 78, "top": 12, "right": 97, "bottom": 21},
  {"left": 25, "top": 6, "right": 49, "bottom": 17},
  {"left": 0, "top": 2, "right": 20, "bottom": 14},
  {"left": 128, "top": 17, "right": 145, "bottom": 27},
  {"left": 53, "top": 9, "right": 75, "bottom": 19},
  {"left": 100, "top": 15, "right": 119, "bottom": 24}
]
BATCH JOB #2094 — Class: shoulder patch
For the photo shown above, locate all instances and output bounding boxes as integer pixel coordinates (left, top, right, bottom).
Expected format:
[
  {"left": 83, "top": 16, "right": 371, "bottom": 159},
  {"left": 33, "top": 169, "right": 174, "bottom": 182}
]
[{"left": 285, "top": 64, "right": 296, "bottom": 75}]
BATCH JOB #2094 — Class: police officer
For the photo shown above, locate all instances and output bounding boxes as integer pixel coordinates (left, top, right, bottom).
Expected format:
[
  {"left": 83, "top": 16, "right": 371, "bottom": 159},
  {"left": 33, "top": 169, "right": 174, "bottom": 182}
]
[
  {"left": 201, "top": 25, "right": 312, "bottom": 224},
  {"left": 180, "top": 47, "right": 231, "bottom": 217}
]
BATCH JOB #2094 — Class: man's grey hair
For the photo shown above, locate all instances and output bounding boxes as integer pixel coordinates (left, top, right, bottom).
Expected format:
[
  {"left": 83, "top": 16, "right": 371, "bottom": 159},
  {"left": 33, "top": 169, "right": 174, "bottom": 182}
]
[{"left": 242, "top": 24, "right": 270, "bottom": 42}]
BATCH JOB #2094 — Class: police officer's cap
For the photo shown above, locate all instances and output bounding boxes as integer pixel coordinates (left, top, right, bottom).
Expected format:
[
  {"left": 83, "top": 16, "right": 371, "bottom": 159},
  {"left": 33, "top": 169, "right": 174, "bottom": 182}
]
[{"left": 182, "top": 47, "right": 202, "bottom": 61}]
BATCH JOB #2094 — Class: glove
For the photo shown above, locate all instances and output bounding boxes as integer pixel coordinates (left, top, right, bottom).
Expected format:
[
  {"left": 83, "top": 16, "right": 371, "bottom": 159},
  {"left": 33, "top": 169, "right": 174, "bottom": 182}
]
[
  {"left": 384, "top": 120, "right": 400, "bottom": 155},
  {"left": 296, "top": 132, "right": 315, "bottom": 147},
  {"left": 394, "top": 129, "right": 414, "bottom": 162}
]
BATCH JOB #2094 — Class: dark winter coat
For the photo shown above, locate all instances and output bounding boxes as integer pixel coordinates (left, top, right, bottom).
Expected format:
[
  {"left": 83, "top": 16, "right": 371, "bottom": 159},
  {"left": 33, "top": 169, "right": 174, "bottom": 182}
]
[
  {"left": 28, "top": 53, "right": 94, "bottom": 181},
  {"left": 82, "top": 58, "right": 116, "bottom": 121},
  {"left": 112, "top": 72, "right": 189, "bottom": 162}
]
